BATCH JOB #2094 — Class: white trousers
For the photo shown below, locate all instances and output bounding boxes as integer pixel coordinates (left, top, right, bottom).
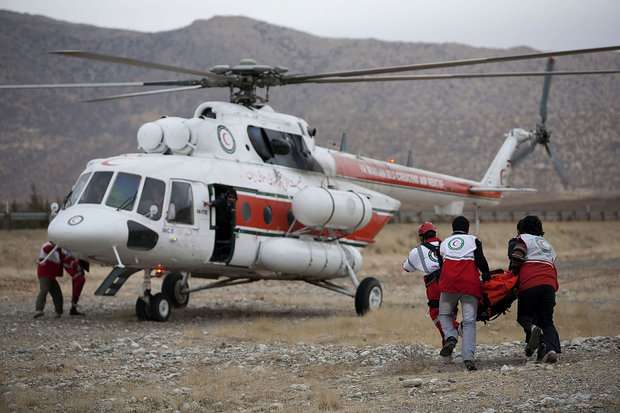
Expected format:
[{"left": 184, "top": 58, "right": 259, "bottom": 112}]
[{"left": 439, "top": 292, "right": 478, "bottom": 361}]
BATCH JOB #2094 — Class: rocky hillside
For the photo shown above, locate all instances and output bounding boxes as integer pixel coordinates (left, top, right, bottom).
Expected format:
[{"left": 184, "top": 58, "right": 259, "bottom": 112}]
[{"left": 1, "top": 10, "right": 619, "bottom": 201}]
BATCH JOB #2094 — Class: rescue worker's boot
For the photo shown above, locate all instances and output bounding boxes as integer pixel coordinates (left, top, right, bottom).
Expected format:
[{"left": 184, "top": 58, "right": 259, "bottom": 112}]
[
  {"left": 464, "top": 360, "right": 478, "bottom": 371},
  {"left": 541, "top": 350, "right": 558, "bottom": 364},
  {"left": 525, "top": 325, "right": 542, "bottom": 357},
  {"left": 33, "top": 311, "right": 44, "bottom": 319},
  {"left": 70, "top": 305, "right": 85, "bottom": 316},
  {"left": 440, "top": 336, "right": 457, "bottom": 357}
]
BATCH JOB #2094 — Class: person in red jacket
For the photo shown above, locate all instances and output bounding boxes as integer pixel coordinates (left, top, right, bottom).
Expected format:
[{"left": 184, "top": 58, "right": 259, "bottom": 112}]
[
  {"left": 35, "top": 241, "right": 65, "bottom": 318},
  {"left": 402, "top": 222, "right": 459, "bottom": 346},
  {"left": 35, "top": 241, "right": 88, "bottom": 318},
  {"left": 438, "top": 216, "right": 490, "bottom": 371},
  {"left": 63, "top": 255, "right": 88, "bottom": 316},
  {"left": 508, "top": 215, "right": 561, "bottom": 363}
]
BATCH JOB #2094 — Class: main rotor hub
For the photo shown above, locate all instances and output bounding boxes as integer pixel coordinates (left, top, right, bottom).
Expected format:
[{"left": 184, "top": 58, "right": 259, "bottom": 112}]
[{"left": 209, "top": 58, "right": 289, "bottom": 106}]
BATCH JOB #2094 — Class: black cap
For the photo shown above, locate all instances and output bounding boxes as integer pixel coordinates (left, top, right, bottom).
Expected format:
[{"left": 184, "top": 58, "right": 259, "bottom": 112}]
[
  {"left": 452, "top": 216, "right": 470, "bottom": 233},
  {"left": 518, "top": 215, "right": 544, "bottom": 236}
]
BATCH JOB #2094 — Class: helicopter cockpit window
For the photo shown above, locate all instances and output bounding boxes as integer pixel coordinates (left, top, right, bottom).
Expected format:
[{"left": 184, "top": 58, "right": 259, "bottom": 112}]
[
  {"left": 137, "top": 178, "right": 165, "bottom": 220},
  {"left": 247, "top": 126, "right": 273, "bottom": 161},
  {"left": 79, "top": 171, "right": 113, "bottom": 204},
  {"left": 105, "top": 173, "right": 142, "bottom": 211},
  {"left": 64, "top": 172, "right": 91, "bottom": 209},
  {"left": 247, "top": 126, "right": 322, "bottom": 172},
  {"left": 167, "top": 181, "right": 194, "bottom": 225}
]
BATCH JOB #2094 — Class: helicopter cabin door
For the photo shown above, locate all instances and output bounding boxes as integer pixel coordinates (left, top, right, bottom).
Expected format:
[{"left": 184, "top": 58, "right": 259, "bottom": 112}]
[
  {"left": 163, "top": 180, "right": 213, "bottom": 265},
  {"left": 208, "top": 184, "right": 237, "bottom": 263}
]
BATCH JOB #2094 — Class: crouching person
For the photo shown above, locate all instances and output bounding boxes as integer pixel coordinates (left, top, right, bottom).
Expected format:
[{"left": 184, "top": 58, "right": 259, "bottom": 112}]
[
  {"left": 509, "top": 215, "right": 561, "bottom": 363},
  {"left": 402, "top": 222, "right": 459, "bottom": 346},
  {"left": 34, "top": 241, "right": 65, "bottom": 318},
  {"left": 438, "top": 216, "right": 490, "bottom": 371}
]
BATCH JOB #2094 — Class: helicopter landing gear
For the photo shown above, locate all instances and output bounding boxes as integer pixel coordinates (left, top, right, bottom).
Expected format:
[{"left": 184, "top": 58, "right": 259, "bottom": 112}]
[
  {"left": 135, "top": 294, "right": 151, "bottom": 321},
  {"left": 355, "top": 277, "right": 383, "bottom": 316},
  {"left": 135, "top": 269, "right": 175, "bottom": 322},
  {"left": 150, "top": 293, "right": 171, "bottom": 322},
  {"left": 162, "top": 272, "right": 190, "bottom": 308}
]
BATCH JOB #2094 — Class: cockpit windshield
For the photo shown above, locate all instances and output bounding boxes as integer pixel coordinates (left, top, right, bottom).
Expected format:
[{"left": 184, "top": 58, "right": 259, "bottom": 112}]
[
  {"left": 79, "top": 171, "right": 113, "bottom": 204},
  {"left": 63, "top": 172, "right": 91, "bottom": 209},
  {"left": 247, "top": 126, "right": 322, "bottom": 172},
  {"left": 106, "top": 173, "right": 141, "bottom": 210},
  {"left": 137, "top": 178, "right": 165, "bottom": 220}
]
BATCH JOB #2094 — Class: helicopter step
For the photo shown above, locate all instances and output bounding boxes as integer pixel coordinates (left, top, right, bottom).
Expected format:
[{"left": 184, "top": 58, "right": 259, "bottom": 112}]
[{"left": 94, "top": 266, "right": 140, "bottom": 296}]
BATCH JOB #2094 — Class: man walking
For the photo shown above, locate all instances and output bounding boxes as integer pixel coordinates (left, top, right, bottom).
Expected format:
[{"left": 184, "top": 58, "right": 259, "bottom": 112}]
[
  {"left": 438, "top": 216, "right": 490, "bottom": 371},
  {"left": 402, "top": 222, "right": 459, "bottom": 346},
  {"left": 508, "top": 215, "right": 561, "bottom": 363}
]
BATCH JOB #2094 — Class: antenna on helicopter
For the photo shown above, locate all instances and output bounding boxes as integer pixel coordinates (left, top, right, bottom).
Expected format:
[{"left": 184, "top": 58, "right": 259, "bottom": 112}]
[
  {"left": 511, "top": 57, "right": 570, "bottom": 188},
  {"left": 339, "top": 132, "right": 348, "bottom": 152},
  {"left": 406, "top": 149, "right": 414, "bottom": 167}
]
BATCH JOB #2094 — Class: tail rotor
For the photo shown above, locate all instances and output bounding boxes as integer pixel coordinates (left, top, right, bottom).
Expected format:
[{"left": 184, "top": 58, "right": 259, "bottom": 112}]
[{"left": 511, "top": 57, "right": 570, "bottom": 189}]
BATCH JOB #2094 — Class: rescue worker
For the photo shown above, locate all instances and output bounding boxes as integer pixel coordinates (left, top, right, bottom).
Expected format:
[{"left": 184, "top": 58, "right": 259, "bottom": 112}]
[
  {"left": 508, "top": 215, "right": 561, "bottom": 363},
  {"left": 64, "top": 255, "right": 88, "bottom": 316},
  {"left": 402, "top": 222, "right": 459, "bottom": 346},
  {"left": 34, "top": 241, "right": 65, "bottom": 318},
  {"left": 438, "top": 216, "right": 491, "bottom": 371}
]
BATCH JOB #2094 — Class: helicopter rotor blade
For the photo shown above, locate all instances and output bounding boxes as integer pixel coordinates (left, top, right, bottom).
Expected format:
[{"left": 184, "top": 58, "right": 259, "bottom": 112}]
[
  {"left": 284, "top": 69, "right": 620, "bottom": 84},
  {"left": 50, "top": 50, "right": 223, "bottom": 80},
  {"left": 0, "top": 79, "right": 209, "bottom": 90},
  {"left": 285, "top": 45, "right": 620, "bottom": 82},
  {"left": 544, "top": 141, "right": 570, "bottom": 188},
  {"left": 84, "top": 85, "right": 204, "bottom": 102},
  {"left": 539, "top": 58, "right": 555, "bottom": 125},
  {"left": 511, "top": 140, "right": 538, "bottom": 167}
]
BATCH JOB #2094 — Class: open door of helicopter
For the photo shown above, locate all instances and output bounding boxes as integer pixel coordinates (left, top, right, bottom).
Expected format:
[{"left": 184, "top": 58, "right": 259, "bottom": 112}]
[
  {"left": 208, "top": 184, "right": 237, "bottom": 263},
  {"left": 163, "top": 180, "right": 212, "bottom": 265}
]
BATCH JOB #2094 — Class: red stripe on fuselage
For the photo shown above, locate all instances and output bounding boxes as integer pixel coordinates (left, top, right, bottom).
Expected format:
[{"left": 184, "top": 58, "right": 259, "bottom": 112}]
[
  {"left": 333, "top": 154, "right": 501, "bottom": 199},
  {"left": 235, "top": 193, "right": 391, "bottom": 244}
]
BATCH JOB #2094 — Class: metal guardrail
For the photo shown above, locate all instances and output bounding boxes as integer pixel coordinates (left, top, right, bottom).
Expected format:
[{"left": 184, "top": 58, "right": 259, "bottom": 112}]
[
  {"left": 1, "top": 212, "right": 50, "bottom": 229},
  {"left": 394, "top": 209, "right": 620, "bottom": 223}
]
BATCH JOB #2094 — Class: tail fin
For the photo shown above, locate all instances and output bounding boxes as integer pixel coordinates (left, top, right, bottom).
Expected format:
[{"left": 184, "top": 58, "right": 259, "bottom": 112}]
[{"left": 480, "top": 129, "right": 530, "bottom": 187}]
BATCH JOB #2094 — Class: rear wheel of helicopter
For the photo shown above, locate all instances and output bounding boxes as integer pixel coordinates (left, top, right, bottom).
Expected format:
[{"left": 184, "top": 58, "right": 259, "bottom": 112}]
[
  {"left": 150, "top": 293, "right": 171, "bottom": 322},
  {"left": 355, "top": 277, "right": 383, "bottom": 316},
  {"left": 162, "top": 272, "right": 190, "bottom": 308}
]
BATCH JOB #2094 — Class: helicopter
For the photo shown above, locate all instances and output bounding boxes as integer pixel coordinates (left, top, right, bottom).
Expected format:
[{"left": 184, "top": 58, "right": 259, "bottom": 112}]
[{"left": 2, "top": 45, "right": 619, "bottom": 321}]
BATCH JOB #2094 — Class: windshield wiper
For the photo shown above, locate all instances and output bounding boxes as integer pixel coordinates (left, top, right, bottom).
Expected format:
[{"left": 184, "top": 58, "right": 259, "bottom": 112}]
[
  {"left": 62, "top": 189, "right": 73, "bottom": 208},
  {"left": 116, "top": 192, "right": 137, "bottom": 211}
]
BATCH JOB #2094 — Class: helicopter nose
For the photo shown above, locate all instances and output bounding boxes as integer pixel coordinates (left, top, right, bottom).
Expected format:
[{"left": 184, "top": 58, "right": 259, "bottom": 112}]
[{"left": 48, "top": 208, "right": 128, "bottom": 254}]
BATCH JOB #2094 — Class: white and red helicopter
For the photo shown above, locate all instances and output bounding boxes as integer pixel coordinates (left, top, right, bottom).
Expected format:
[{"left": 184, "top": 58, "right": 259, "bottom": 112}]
[{"left": 2, "top": 46, "right": 619, "bottom": 320}]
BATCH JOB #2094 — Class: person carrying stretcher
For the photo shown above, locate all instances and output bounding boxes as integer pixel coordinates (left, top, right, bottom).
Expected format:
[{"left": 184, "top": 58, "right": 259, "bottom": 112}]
[
  {"left": 508, "top": 215, "right": 561, "bottom": 363},
  {"left": 403, "top": 222, "right": 459, "bottom": 346}
]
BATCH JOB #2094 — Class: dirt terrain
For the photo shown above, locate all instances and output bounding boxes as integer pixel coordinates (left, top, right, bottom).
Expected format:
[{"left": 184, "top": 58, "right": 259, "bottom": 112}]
[{"left": 1, "top": 221, "right": 620, "bottom": 412}]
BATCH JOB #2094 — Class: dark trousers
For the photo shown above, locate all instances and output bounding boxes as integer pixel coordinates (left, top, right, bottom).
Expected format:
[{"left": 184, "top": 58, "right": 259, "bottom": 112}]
[
  {"left": 517, "top": 284, "right": 561, "bottom": 354},
  {"left": 35, "top": 277, "right": 63, "bottom": 314}
]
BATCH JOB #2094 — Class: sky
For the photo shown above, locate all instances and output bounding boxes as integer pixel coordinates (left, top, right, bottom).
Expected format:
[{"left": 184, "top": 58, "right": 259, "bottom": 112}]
[{"left": 1, "top": 0, "right": 619, "bottom": 51}]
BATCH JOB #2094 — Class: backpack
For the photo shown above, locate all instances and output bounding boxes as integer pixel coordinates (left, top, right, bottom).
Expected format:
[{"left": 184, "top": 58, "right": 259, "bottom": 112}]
[{"left": 477, "top": 269, "right": 519, "bottom": 322}]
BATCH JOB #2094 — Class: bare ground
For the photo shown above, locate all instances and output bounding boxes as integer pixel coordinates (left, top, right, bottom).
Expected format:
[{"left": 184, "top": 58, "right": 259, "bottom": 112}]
[{"left": 1, "top": 221, "right": 620, "bottom": 412}]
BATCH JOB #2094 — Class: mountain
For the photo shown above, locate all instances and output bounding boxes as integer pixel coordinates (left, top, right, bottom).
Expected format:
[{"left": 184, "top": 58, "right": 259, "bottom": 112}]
[{"left": 1, "top": 10, "right": 619, "bottom": 203}]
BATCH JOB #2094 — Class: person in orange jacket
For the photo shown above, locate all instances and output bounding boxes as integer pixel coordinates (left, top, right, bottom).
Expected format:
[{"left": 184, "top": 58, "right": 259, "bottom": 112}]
[
  {"left": 508, "top": 215, "right": 561, "bottom": 363},
  {"left": 402, "top": 222, "right": 459, "bottom": 346}
]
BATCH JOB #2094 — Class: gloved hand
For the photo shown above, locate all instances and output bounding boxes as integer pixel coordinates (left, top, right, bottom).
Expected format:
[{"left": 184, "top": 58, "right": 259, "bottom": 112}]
[{"left": 481, "top": 272, "right": 491, "bottom": 282}]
